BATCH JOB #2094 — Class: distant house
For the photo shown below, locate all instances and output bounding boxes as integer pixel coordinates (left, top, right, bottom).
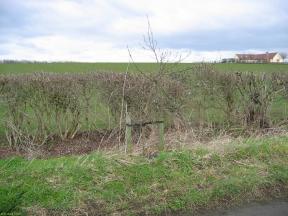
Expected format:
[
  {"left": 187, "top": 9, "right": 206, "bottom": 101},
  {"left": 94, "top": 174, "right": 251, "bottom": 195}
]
[
  {"left": 221, "top": 58, "right": 236, "bottom": 63},
  {"left": 235, "top": 52, "right": 284, "bottom": 63}
]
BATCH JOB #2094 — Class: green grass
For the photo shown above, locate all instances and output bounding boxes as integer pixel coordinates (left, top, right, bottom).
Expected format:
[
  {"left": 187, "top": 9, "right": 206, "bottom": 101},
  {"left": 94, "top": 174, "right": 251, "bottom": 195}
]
[
  {"left": 1, "top": 135, "right": 287, "bottom": 215},
  {"left": 0, "top": 62, "right": 288, "bottom": 75}
]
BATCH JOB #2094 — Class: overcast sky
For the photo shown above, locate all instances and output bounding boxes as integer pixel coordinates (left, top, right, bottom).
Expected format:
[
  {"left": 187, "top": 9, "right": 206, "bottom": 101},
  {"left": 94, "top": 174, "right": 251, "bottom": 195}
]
[{"left": 0, "top": 0, "right": 287, "bottom": 62}]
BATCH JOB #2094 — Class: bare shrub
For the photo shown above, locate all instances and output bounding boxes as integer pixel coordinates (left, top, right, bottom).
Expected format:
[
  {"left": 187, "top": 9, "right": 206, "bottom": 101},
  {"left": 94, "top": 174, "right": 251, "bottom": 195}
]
[
  {"left": 29, "top": 74, "right": 82, "bottom": 139},
  {"left": 192, "top": 64, "right": 237, "bottom": 125},
  {"left": 0, "top": 73, "right": 100, "bottom": 151},
  {"left": 0, "top": 69, "right": 287, "bottom": 154},
  {"left": 170, "top": 64, "right": 238, "bottom": 128},
  {"left": 235, "top": 72, "right": 282, "bottom": 128},
  {"left": 95, "top": 72, "right": 186, "bottom": 123},
  {"left": 169, "top": 64, "right": 284, "bottom": 130},
  {"left": 0, "top": 72, "right": 187, "bottom": 151}
]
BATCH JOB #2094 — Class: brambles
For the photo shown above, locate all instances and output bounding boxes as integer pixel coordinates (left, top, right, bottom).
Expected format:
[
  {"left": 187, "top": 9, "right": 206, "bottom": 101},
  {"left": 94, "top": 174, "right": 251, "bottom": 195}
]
[
  {"left": 0, "top": 73, "right": 97, "bottom": 151},
  {"left": 96, "top": 72, "right": 185, "bottom": 122},
  {"left": 0, "top": 72, "right": 187, "bottom": 151},
  {"left": 0, "top": 68, "right": 288, "bottom": 152},
  {"left": 234, "top": 72, "right": 282, "bottom": 128},
  {"left": 169, "top": 64, "right": 288, "bottom": 131}
]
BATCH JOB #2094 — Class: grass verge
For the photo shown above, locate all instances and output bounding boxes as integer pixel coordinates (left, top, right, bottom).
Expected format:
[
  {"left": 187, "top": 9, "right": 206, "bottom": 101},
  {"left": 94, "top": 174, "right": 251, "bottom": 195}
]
[{"left": 0, "top": 135, "right": 288, "bottom": 215}]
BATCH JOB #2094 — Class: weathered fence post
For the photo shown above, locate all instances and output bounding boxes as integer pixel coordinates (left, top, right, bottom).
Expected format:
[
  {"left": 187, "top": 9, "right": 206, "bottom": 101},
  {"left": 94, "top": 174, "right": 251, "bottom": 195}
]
[
  {"left": 125, "top": 111, "right": 132, "bottom": 153},
  {"left": 158, "top": 120, "right": 165, "bottom": 151}
]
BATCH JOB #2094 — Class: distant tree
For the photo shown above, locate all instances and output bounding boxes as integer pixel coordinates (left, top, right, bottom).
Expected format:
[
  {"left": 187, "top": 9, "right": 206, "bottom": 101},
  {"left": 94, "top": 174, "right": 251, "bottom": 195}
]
[{"left": 279, "top": 52, "right": 287, "bottom": 59}]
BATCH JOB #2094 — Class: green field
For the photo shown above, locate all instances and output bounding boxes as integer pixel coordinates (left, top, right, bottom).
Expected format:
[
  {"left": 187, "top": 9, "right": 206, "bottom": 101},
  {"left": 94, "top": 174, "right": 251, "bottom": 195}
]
[{"left": 0, "top": 62, "right": 288, "bottom": 75}]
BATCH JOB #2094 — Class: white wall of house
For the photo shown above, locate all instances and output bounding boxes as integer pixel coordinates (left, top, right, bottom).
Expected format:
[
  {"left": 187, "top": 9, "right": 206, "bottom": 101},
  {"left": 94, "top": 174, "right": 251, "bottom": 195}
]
[
  {"left": 271, "top": 53, "right": 284, "bottom": 63},
  {"left": 235, "top": 53, "right": 284, "bottom": 63}
]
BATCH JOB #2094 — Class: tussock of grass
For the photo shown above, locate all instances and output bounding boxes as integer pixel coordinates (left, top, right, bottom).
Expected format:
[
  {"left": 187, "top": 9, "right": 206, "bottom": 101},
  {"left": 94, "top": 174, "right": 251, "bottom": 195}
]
[{"left": 0, "top": 136, "right": 288, "bottom": 215}]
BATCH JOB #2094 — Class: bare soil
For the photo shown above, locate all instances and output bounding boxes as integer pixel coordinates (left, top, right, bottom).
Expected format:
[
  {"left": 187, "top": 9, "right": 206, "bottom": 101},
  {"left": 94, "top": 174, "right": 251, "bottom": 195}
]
[
  {"left": 1, "top": 127, "right": 286, "bottom": 159},
  {"left": 0, "top": 129, "right": 123, "bottom": 159}
]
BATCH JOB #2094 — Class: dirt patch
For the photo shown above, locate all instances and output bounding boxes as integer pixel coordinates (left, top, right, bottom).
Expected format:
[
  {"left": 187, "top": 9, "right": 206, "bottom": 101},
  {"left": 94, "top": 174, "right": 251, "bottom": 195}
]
[
  {"left": 1, "top": 127, "right": 287, "bottom": 159},
  {"left": 0, "top": 146, "right": 22, "bottom": 158},
  {"left": 0, "top": 126, "right": 155, "bottom": 159},
  {"left": 0, "top": 129, "right": 124, "bottom": 159},
  {"left": 44, "top": 130, "right": 121, "bottom": 157}
]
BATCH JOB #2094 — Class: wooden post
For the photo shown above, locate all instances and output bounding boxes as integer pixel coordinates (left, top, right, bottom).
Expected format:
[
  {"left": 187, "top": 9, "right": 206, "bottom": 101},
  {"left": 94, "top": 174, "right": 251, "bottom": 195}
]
[
  {"left": 158, "top": 121, "right": 164, "bottom": 151},
  {"left": 125, "top": 111, "right": 132, "bottom": 153}
]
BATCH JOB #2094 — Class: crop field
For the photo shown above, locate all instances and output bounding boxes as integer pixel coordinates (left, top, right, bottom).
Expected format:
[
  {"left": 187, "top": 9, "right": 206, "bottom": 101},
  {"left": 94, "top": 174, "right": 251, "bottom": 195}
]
[{"left": 0, "top": 62, "right": 288, "bottom": 75}]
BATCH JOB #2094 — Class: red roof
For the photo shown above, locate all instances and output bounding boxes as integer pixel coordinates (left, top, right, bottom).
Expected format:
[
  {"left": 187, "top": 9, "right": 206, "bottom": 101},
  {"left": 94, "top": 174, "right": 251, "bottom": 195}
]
[{"left": 236, "top": 52, "right": 277, "bottom": 61}]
